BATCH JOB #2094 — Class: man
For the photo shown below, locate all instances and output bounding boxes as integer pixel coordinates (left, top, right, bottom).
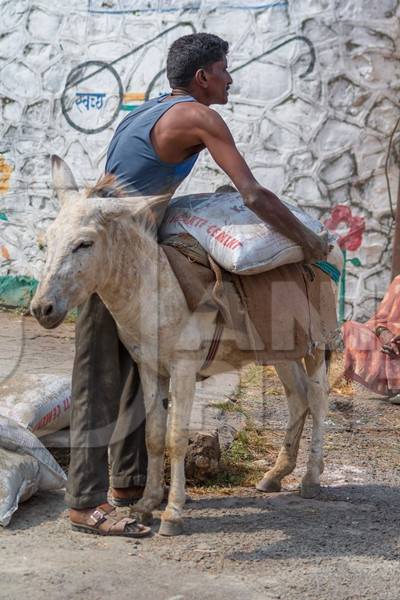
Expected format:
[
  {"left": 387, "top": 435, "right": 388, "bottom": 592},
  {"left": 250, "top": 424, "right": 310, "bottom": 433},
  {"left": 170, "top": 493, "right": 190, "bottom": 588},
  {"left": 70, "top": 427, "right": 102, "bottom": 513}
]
[
  {"left": 343, "top": 274, "right": 400, "bottom": 403},
  {"left": 68, "top": 33, "right": 328, "bottom": 537}
]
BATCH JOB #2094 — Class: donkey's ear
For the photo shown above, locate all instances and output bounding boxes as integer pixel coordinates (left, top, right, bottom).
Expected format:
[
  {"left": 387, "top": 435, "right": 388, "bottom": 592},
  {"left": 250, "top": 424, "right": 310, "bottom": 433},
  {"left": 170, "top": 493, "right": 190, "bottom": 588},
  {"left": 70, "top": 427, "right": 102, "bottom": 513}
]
[{"left": 51, "top": 155, "right": 79, "bottom": 205}]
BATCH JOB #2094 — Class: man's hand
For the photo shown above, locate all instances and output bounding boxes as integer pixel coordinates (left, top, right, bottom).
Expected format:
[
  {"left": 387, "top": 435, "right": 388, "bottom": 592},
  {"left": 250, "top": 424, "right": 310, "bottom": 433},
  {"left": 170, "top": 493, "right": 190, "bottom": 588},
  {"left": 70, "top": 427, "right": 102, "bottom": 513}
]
[
  {"left": 378, "top": 329, "right": 400, "bottom": 357},
  {"left": 302, "top": 231, "right": 330, "bottom": 263}
]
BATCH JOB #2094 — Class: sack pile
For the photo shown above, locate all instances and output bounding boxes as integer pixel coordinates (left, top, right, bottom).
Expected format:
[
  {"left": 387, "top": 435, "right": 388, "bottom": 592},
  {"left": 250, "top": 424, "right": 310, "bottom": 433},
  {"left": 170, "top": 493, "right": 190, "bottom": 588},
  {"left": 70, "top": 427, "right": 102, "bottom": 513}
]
[
  {"left": 0, "top": 416, "right": 67, "bottom": 526},
  {"left": 0, "top": 374, "right": 71, "bottom": 437},
  {"left": 0, "top": 374, "right": 70, "bottom": 526}
]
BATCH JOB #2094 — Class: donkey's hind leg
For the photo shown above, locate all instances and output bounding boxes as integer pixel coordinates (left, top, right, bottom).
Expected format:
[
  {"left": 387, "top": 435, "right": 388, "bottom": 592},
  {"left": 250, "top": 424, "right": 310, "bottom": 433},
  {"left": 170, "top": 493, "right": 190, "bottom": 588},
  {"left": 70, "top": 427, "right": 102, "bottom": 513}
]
[
  {"left": 256, "top": 360, "right": 309, "bottom": 493},
  {"left": 300, "top": 345, "right": 329, "bottom": 499}
]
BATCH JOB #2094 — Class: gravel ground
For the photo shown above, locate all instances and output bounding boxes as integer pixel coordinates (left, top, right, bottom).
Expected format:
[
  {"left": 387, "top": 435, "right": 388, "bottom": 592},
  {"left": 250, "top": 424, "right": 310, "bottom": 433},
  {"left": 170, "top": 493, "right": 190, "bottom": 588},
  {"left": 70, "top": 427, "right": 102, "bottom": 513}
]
[{"left": 1, "top": 311, "right": 400, "bottom": 600}]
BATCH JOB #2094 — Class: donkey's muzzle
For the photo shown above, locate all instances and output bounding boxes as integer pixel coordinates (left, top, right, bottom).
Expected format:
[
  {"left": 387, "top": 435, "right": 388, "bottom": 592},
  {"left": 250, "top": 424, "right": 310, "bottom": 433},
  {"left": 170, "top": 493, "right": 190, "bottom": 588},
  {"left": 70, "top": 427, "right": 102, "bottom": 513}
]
[{"left": 30, "top": 298, "right": 67, "bottom": 329}]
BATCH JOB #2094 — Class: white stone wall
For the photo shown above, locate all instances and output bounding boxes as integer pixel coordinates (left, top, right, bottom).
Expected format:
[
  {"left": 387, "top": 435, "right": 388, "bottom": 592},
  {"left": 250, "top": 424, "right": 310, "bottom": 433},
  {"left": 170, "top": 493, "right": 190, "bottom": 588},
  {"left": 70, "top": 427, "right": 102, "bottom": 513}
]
[{"left": 1, "top": 0, "right": 400, "bottom": 318}]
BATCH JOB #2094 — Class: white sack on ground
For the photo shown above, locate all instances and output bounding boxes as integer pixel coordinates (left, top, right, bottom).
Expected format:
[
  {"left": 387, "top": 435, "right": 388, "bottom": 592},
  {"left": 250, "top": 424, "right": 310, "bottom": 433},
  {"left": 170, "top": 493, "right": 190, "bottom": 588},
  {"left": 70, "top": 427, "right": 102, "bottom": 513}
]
[
  {"left": 160, "top": 192, "right": 334, "bottom": 274},
  {"left": 0, "top": 447, "right": 40, "bottom": 527},
  {"left": 0, "top": 416, "right": 67, "bottom": 491},
  {"left": 0, "top": 374, "right": 71, "bottom": 437}
]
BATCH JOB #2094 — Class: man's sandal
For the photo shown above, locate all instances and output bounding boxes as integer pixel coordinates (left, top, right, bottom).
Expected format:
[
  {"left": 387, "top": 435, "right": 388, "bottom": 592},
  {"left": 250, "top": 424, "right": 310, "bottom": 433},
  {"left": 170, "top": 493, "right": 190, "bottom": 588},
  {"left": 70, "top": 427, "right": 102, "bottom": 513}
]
[{"left": 70, "top": 508, "right": 151, "bottom": 538}]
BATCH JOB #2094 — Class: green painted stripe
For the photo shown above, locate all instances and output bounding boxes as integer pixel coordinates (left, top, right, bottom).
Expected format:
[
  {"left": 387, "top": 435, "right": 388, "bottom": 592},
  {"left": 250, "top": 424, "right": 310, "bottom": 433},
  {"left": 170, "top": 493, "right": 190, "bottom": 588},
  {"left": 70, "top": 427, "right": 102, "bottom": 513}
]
[{"left": 120, "top": 104, "right": 140, "bottom": 111}]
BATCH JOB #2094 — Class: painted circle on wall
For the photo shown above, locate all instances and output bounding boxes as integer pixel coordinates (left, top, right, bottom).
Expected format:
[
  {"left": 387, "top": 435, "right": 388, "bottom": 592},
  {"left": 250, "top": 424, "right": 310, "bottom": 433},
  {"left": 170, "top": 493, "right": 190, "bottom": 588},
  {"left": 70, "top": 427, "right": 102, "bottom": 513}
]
[{"left": 61, "top": 61, "right": 124, "bottom": 134}]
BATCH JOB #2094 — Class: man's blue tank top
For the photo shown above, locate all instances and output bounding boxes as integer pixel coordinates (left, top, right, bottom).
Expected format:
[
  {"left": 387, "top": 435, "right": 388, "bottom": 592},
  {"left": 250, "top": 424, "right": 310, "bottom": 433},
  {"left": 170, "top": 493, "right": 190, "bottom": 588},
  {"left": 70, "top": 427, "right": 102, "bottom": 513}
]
[{"left": 105, "top": 94, "right": 199, "bottom": 196}]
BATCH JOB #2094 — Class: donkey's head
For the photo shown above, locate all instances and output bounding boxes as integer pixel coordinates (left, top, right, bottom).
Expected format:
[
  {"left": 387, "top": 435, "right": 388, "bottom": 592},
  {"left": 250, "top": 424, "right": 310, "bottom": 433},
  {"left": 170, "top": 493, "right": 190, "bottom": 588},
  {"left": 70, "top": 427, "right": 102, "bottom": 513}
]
[{"left": 31, "top": 156, "right": 167, "bottom": 329}]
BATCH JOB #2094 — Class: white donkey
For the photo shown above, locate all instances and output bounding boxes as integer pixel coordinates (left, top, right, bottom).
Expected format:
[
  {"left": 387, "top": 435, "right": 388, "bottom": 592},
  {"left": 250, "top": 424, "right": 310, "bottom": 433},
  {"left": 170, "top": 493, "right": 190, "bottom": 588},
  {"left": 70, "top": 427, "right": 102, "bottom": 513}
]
[{"left": 31, "top": 156, "right": 337, "bottom": 536}]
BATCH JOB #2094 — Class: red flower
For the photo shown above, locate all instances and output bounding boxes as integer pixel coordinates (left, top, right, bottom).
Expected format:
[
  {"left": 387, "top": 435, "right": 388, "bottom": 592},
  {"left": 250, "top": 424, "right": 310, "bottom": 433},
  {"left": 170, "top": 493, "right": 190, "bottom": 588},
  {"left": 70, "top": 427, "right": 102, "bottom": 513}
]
[{"left": 325, "top": 205, "right": 365, "bottom": 251}]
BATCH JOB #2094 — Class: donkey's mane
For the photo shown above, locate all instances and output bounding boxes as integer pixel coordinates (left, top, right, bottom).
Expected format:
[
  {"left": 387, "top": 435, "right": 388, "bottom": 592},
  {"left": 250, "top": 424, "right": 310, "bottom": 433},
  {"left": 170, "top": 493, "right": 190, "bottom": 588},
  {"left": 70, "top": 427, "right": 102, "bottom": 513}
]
[
  {"left": 87, "top": 173, "right": 160, "bottom": 238},
  {"left": 86, "top": 173, "right": 127, "bottom": 199}
]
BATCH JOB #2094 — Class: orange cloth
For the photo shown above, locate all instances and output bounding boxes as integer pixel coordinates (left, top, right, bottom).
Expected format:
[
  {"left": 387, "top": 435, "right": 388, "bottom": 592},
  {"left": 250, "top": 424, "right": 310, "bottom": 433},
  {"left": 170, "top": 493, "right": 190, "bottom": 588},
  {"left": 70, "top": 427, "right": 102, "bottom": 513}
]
[{"left": 343, "top": 275, "right": 400, "bottom": 396}]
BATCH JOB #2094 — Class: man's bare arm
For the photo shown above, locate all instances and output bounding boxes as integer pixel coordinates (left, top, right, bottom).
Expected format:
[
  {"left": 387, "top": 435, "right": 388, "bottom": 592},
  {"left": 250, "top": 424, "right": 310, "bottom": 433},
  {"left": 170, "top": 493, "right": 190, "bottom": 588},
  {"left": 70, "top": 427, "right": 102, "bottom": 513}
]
[{"left": 192, "top": 108, "right": 328, "bottom": 261}]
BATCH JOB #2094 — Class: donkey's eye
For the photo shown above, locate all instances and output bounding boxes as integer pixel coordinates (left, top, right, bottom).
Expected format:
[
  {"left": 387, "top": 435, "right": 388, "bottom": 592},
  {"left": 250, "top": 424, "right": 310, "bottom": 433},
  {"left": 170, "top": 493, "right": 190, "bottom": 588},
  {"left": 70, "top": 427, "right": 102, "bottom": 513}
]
[{"left": 72, "top": 241, "right": 94, "bottom": 253}]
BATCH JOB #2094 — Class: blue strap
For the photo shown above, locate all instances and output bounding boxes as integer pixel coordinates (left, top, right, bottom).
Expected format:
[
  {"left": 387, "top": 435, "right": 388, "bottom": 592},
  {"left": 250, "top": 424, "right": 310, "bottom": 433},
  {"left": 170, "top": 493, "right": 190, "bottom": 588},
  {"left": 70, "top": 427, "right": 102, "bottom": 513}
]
[{"left": 313, "top": 260, "right": 341, "bottom": 285}]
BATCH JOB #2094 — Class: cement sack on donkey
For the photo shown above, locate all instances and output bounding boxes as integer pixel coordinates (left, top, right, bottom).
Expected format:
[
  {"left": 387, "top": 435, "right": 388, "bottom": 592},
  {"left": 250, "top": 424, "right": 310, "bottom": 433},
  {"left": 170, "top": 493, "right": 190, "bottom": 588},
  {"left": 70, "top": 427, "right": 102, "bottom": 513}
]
[
  {"left": 0, "top": 416, "right": 67, "bottom": 527},
  {"left": 0, "top": 374, "right": 71, "bottom": 437},
  {"left": 159, "top": 192, "right": 333, "bottom": 274}
]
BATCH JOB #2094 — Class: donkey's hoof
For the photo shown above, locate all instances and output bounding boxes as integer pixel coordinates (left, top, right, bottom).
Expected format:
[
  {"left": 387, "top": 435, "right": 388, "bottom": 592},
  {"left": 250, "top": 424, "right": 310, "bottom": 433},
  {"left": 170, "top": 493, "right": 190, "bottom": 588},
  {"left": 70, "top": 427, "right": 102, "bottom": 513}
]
[
  {"left": 159, "top": 518, "right": 184, "bottom": 537},
  {"left": 256, "top": 477, "right": 281, "bottom": 493},
  {"left": 300, "top": 483, "right": 321, "bottom": 499}
]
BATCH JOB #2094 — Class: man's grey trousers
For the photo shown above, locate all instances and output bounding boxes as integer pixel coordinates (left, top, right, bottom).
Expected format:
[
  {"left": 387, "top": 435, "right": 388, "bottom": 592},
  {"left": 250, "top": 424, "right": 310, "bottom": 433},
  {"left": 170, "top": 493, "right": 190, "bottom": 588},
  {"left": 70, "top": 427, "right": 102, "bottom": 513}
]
[{"left": 65, "top": 294, "right": 148, "bottom": 509}]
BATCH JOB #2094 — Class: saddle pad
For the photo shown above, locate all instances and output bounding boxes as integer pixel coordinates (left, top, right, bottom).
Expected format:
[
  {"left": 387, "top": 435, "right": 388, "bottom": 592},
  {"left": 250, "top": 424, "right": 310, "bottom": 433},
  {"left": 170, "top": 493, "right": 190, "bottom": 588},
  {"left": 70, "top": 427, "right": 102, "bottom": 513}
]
[
  {"left": 233, "top": 265, "right": 338, "bottom": 362},
  {"left": 162, "top": 244, "right": 338, "bottom": 362},
  {"left": 162, "top": 244, "right": 217, "bottom": 312}
]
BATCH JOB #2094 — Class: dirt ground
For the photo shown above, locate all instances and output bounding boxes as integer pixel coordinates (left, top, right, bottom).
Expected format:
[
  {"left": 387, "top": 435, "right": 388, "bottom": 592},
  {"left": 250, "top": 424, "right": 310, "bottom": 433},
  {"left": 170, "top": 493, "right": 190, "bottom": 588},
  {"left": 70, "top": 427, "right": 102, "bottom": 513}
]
[{"left": 1, "top": 310, "right": 400, "bottom": 600}]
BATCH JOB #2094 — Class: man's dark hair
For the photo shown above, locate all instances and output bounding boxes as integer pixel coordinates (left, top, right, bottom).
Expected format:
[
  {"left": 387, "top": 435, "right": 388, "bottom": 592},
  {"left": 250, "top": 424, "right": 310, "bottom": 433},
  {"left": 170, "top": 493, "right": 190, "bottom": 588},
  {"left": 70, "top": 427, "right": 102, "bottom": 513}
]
[{"left": 166, "top": 33, "right": 229, "bottom": 88}]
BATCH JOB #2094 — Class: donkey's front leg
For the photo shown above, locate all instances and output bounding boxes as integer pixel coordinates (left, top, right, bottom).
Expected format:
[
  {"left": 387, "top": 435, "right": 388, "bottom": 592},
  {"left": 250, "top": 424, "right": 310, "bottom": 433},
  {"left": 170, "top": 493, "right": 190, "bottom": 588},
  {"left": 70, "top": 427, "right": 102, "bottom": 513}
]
[
  {"left": 133, "top": 367, "right": 169, "bottom": 519},
  {"left": 301, "top": 347, "right": 329, "bottom": 498},
  {"left": 159, "top": 359, "right": 196, "bottom": 536}
]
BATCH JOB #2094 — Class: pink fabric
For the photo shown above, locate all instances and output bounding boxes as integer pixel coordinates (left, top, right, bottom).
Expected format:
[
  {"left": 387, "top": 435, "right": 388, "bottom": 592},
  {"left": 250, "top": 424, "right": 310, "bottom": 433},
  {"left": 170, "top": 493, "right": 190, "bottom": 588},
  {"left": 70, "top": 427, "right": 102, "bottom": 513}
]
[{"left": 343, "top": 275, "right": 400, "bottom": 396}]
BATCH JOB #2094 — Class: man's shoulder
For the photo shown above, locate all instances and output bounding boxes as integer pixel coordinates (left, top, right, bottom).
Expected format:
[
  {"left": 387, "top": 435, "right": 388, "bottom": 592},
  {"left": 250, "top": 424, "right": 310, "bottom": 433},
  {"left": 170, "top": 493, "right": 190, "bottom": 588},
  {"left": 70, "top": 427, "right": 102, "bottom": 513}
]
[{"left": 169, "top": 102, "right": 223, "bottom": 127}]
